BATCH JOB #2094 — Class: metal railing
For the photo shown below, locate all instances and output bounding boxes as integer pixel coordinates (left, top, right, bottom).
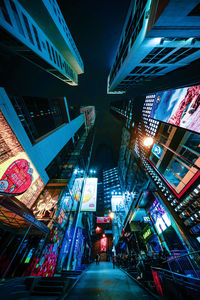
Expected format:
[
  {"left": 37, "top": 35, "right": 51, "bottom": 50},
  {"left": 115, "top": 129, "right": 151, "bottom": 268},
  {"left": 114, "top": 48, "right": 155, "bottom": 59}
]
[
  {"left": 164, "top": 250, "right": 200, "bottom": 279},
  {"left": 152, "top": 266, "right": 200, "bottom": 299}
]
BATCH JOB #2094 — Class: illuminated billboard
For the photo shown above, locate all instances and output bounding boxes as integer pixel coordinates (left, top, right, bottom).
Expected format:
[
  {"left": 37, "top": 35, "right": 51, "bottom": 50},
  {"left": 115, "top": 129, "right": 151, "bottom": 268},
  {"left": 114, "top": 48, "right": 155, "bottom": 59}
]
[
  {"left": 111, "top": 195, "right": 124, "bottom": 212},
  {"left": 97, "top": 217, "right": 110, "bottom": 223},
  {"left": 100, "top": 237, "right": 107, "bottom": 252},
  {"left": 32, "top": 188, "right": 60, "bottom": 220},
  {"left": 149, "top": 200, "right": 171, "bottom": 234},
  {"left": 70, "top": 178, "right": 84, "bottom": 211},
  {"left": 149, "top": 84, "right": 200, "bottom": 134},
  {"left": 81, "top": 178, "right": 97, "bottom": 211},
  {"left": 0, "top": 111, "right": 44, "bottom": 208}
]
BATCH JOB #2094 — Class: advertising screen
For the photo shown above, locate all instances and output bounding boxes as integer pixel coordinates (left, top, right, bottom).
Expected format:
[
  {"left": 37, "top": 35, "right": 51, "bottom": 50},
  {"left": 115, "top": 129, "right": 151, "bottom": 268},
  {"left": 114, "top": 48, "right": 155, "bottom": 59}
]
[
  {"left": 150, "top": 200, "right": 171, "bottom": 234},
  {"left": 149, "top": 84, "right": 200, "bottom": 134},
  {"left": 70, "top": 178, "right": 84, "bottom": 211},
  {"left": 0, "top": 111, "right": 44, "bottom": 208},
  {"left": 97, "top": 217, "right": 110, "bottom": 223},
  {"left": 81, "top": 178, "right": 97, "bottom": 211},
  {"left": 111, "top": 195, "right": 124, "bottom": 212}
]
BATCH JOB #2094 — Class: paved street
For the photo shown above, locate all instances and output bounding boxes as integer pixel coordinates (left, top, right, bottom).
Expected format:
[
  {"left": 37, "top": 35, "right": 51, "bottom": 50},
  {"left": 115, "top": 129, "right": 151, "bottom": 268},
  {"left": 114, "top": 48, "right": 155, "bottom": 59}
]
[{"left": 67, "top": 262, "right": 155, "bottom": 300}]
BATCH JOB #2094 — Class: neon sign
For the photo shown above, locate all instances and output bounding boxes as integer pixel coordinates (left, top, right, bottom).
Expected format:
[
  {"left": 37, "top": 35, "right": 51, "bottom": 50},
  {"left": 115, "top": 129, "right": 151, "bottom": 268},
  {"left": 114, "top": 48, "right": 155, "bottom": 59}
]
[
  {"left": 143, "top": 228, "right": 152, "bottom": 240},
  {"left": 100, "top": 237, "right": 107, "bottom": 252}
]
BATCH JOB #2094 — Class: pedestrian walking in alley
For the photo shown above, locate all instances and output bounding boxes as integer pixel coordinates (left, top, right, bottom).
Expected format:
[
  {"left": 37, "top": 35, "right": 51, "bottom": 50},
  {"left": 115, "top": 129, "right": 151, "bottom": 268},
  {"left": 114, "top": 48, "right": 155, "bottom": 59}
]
[
  {"left": 112, "top": 255, "right": 117, "bottom": 269},
  {"left": 96, "top": 253, "right": 100, "bottom": 265}
]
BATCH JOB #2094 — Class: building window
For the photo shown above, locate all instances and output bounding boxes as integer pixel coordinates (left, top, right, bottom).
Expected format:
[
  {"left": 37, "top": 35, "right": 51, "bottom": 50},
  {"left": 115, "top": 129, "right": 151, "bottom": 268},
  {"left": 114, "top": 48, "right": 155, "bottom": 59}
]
[
  {"left": 10, "top": 96, "right": 68, "bottom": 144},
  {"left": 0, "top": 0, "right": 11, "bottom": 25},
  {"left": 32, "top": 25, "right": 42, "bottom": 51},
  {"left": 9, "top": 0, "right": 25, "bottom": 36},
  {"left": 51, "top": 46, "right": 56, "bottom": 64},
  {"left": 22, "top": 13, "right": 34, "bottom": 45},
  {"left": 46, "top": 41, "right": 52, "bottom": 60}
]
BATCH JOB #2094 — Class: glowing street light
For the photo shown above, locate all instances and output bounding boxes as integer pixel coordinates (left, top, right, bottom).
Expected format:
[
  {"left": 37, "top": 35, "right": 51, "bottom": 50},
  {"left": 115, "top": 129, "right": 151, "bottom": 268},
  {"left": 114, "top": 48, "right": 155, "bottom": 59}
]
[
  {"left": 102, "top": 234, "right": 106, "bottom": 238},
  {"left": 143, "top": 136, "right": 154, "bottom": 147},
  {"left": 89, "top": 169, "right": 97, "bottom": 174},
  {"left": 74, "top": 168, "right": 78, "bottom": 174},
  {"left": 109, "top": 212, "right": 115, "bottom": 219},
  {"left": 96, "top": 226, "right": 101, "bottom": 233}
]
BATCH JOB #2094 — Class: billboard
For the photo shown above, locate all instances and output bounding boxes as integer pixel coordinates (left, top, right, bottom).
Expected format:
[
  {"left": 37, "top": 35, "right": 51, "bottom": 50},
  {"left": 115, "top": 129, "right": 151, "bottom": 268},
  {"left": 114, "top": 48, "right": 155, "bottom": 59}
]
[
  {"left": 80, "top": 106, "right": 95, "bottom": 126},
  {"left": 97, "top": 217, "right": 110, "bottom": 223},
  {"left": 100, "top": 237, "right": 107, "bottom": 252},
  {"left": 32, "top": 188, "right": 60, "bottom": 220},
  {"left": 149, "top": 200, "right": 171, "bottom": 234},
  {"left": 0, "top": 111, "right": 44, "bottom": 208},
  {"left": 149, "top": 84, "right": 200, "bottom": 134},
  {"left": 111, "top": 195, "right": 124, "bottom": 212},
  {"left": 70, "top": 178, "right": 84, "bottom": 211},
  {"left": 81, "top": 178, "right": 97, "bottom": 211}
]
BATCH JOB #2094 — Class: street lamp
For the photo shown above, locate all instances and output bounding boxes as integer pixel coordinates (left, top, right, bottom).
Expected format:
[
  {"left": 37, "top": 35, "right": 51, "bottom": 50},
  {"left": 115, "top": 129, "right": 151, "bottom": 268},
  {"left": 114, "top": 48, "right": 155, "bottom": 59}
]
[
  {"left": 89, "top": 169, "right": 97, "bottom": 175},
  {"left": 109, "top": 212, "right": 115, "bottom": 219},
  {"left": 96, "top": 226, "right": 101, "bottom": 233},
  {"left": 143, "top": 135, "right": 200, "bottom": 171},
  {"left": 143, "top": 136, "right": 154, "bottom": 147}
]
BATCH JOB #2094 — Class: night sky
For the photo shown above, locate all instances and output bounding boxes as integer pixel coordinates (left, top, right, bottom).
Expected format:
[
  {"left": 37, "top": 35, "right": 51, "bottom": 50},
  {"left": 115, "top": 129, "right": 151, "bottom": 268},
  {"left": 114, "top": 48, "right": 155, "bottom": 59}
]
[
  {"left": 0, "top": 0, "right": 130, "bottom": 167},
  {"left": 1, "top": 0, "right": 200, "bottom": 167}
]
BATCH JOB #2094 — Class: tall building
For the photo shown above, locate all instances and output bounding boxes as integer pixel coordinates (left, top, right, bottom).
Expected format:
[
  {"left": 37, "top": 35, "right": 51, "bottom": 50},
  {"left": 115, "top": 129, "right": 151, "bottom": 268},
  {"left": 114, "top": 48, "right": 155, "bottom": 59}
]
[
  {"left": 111, "top": 82, "right": 200, "bottom": 256},
  {"left": 107, "top": 0, "right": 200, "bottom": 94},
  {"left": 0, "top": 88, "right": 96, "bottom": 277},
  {"left": 96, "top": 169, "right": 104, "bottom": 216},
  {"left": 110, "top": 98, "right": 135, "bottom": 129},
  {"left": 0, "top": 0, "right": 83, "bottom": 85},
  {"left": 103, "top": 167, "right": 122, "bottom": 215}
]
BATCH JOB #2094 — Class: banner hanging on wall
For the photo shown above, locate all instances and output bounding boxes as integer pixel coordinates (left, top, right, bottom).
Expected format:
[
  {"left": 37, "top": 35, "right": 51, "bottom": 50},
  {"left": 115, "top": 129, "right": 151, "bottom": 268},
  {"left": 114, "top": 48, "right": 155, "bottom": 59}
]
[{"left": 81, "top": 178, "right": 97, "bottom": 211}]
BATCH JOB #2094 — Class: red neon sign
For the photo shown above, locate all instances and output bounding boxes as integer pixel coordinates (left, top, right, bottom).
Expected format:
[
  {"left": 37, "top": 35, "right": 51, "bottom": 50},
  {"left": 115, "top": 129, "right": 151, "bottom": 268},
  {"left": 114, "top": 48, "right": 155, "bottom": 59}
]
[
  {"left": 97, "top": 217, "right": 110, "bottom": 223},
  {"left": 100, "top": 237, "right": 107, "bottom": 252}
]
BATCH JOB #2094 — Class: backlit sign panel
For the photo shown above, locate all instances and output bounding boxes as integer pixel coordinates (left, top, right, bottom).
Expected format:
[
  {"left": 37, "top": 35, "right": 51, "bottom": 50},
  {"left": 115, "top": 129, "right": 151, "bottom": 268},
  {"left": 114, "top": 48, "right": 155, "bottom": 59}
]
[
  {"left": 70, "top": 178, "right": 84, "bottom": 211},
  {"left": 100, "top": 237, "right": 107, "bottom": 252},
  {"left": 81, "top": 178, "right": 97, "bottom": 211},
  {"left": 149, "top": 84, "right": 200, "bottom": 134},
  {"left": 97, "top": 217, "right": 110, "bottom": 223},
  {"left": 151, "top": 144, "right": 163, "bottom": 159},
  {"left": 0, "top": 111, "right": 44, "bottom": 208},
  {"left": 142, "top": 228, "right": 153, "bottom": 240},
  {"left": 111, "top": 195, "right": 124, "bottom": 212},
  {"left": 149, "top": 200, "right": 171, "bottom": 234},
  {"left": 32, "top": 188, "right": 61, "bottom": 220}
]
